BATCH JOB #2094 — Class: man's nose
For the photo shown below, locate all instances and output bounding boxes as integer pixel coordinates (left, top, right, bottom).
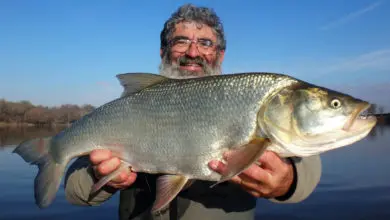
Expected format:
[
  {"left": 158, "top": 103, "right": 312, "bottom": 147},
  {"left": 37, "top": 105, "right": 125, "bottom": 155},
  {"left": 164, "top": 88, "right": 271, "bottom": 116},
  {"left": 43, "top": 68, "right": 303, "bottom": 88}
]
[{"left": 185, "top": 42, "right": 201, "bottom": 58}]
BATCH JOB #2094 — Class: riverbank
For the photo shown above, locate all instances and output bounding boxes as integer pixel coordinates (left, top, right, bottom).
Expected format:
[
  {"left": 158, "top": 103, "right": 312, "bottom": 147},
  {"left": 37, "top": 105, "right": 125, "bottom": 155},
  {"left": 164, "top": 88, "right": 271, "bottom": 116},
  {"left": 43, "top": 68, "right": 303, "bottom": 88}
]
[
  {"left": 0, "top": 122, "right": 34, "bottom": 127},
  {"left": 0, "top": 122, "right": 70, "bottom": 128}
]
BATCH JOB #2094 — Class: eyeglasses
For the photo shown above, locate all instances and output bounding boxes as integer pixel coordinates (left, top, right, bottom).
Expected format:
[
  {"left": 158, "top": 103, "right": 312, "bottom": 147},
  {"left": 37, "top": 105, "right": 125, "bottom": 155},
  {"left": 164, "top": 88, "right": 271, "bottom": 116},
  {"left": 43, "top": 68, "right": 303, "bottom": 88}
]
[{"left": 169, "top": 37, "right": 217, "bottom": 55}]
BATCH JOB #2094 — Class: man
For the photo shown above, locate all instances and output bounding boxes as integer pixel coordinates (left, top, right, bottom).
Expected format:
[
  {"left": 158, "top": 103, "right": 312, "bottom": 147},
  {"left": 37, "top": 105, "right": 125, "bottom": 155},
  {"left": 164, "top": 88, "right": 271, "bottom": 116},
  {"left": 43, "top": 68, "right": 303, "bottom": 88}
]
[{"left": 64, "top": 4, "right": 322, "bottom": 220}]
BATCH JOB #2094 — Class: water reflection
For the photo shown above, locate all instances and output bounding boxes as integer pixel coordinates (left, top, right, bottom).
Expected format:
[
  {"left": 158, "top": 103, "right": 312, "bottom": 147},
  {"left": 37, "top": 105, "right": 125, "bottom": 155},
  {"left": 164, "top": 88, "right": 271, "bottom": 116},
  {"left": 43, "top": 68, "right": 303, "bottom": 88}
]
[{"left": 0, "top": 126, "right": 67, "bottom": 147}]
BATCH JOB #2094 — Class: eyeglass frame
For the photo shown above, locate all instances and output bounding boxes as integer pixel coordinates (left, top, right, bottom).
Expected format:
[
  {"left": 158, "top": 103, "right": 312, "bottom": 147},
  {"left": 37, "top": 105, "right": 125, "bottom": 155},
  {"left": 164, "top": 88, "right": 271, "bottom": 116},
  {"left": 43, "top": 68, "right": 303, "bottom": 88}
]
[{"left": 168, "top": 36, "right": 219, "bottom": 55}]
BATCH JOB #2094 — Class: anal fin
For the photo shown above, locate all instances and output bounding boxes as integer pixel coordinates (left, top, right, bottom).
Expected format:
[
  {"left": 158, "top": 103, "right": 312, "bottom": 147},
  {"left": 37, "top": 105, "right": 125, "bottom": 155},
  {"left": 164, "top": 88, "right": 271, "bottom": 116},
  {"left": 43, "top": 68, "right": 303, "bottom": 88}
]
[
  {"left": 151, "top": 175, "right": 189, "bottom": 214},
  {"left": 211, "top": 138, "right": 269, "bottom": 187}
]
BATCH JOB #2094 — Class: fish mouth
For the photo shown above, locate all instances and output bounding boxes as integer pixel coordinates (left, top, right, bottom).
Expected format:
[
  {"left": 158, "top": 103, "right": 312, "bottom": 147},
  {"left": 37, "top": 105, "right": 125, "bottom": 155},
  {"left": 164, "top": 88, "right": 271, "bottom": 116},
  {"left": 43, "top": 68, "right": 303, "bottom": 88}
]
[{"left": 343, "top": 102, "right": 377, "bottom": 132}]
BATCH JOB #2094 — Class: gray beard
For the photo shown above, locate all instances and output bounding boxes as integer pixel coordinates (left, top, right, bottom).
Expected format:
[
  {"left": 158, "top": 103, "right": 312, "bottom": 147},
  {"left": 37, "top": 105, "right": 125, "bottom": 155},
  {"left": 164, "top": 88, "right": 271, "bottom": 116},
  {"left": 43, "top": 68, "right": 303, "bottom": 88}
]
[{"left": 159, "top": 54, "right": 222, "bottom": 79}]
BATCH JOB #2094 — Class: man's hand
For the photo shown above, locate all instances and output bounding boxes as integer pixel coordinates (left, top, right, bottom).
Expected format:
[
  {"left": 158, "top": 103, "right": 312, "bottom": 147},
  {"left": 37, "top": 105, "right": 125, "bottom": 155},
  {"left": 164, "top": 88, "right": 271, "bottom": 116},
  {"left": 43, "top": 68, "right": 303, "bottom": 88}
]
[
  {"left": 208, "top": 150, "right": 295, "bottom": 198},
  {"left": 90, "top": 149, "right": 137, "bottom": 190}
]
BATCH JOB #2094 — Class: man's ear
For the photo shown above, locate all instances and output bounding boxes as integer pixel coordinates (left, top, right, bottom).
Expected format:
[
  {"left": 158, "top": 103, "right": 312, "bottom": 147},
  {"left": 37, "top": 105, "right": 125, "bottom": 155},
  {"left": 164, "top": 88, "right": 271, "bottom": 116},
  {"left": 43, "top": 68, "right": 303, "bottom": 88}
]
[
  {"left": 218, "top": 50, "right": 225, "bottom": 65},
  {"left": 160, "top": 49, "right": 163, "bottom": 58}
]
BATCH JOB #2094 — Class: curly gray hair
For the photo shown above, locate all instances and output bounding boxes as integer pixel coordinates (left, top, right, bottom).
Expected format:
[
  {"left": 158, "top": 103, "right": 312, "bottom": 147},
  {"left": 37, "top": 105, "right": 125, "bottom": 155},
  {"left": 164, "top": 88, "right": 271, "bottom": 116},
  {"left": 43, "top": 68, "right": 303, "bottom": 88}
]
[{"left": 160, "top": 4, "right": 226, "bottom": 53}]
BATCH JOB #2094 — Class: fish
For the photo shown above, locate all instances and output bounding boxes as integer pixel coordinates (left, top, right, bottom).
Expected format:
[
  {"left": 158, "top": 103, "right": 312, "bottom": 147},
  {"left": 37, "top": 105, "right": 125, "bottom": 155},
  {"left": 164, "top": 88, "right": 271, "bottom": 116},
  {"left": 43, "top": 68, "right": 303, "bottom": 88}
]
[{"left": 13, "top": 72, "right": 377, "bottom": 213}]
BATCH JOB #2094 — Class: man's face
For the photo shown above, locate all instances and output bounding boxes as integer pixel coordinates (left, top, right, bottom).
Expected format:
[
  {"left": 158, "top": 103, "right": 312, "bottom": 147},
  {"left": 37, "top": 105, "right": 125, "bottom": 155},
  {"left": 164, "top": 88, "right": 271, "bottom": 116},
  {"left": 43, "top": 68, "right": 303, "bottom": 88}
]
[{"left": 160, "top": 21, "right": 225, "bottom": 78}]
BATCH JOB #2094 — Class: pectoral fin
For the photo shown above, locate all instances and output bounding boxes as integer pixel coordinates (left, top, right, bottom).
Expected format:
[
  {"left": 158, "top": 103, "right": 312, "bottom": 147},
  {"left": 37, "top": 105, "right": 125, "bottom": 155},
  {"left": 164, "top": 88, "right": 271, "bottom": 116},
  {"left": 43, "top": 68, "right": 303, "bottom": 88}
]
[
  {"left": 211, "top": 138, "right": 269, "bottom": 187},
  {"left": 151, "top": 175, "right": 189, "bottom": 214}
]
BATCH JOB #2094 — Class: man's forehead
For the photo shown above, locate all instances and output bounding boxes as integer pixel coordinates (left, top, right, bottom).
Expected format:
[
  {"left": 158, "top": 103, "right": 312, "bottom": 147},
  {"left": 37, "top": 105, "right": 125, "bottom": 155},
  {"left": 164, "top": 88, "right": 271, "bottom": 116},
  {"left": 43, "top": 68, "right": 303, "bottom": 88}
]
[{"left": 172, "top": 21, "right": 217, "bottom": 40}]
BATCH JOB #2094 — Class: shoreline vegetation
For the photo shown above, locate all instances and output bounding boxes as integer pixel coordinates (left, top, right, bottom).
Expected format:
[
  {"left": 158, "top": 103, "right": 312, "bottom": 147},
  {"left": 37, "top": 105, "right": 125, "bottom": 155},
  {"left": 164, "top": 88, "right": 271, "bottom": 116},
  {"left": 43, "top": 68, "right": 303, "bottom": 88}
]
[
  {"left": 0, "top": 122, "right": 72, "bottom": 127},
  {"left": 0, "top": 99, "right": 95, "bottom": 128}
]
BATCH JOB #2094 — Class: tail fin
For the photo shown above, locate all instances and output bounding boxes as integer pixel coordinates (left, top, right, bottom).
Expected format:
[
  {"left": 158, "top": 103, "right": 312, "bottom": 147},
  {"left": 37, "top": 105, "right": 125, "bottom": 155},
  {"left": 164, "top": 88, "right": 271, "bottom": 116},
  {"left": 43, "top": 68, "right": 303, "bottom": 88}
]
[{"left": 13, "top": 137, "right": 66, "bottom": 208}]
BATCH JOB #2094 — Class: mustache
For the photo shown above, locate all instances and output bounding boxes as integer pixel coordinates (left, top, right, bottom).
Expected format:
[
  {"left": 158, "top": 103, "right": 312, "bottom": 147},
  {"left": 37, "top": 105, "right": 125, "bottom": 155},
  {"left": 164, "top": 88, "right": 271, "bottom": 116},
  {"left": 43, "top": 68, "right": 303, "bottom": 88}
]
[
  {"left": 159, "top": 52, "right": 222, "bottom": 79},
  {"left": 177, "top": 56, "right": 207, "bottom": 66}
]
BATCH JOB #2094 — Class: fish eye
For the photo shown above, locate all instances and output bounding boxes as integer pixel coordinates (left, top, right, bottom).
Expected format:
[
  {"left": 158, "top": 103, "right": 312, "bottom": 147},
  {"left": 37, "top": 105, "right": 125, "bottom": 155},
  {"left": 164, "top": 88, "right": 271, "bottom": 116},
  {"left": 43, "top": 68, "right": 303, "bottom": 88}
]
[{"left": 330, "top": 98, "right": 342, "bottom": 109}]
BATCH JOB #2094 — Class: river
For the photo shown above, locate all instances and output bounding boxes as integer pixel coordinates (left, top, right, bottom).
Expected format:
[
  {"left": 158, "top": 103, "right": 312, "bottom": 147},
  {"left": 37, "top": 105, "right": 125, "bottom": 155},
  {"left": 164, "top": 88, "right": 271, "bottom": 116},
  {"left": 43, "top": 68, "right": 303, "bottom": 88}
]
[{"left": 0, "top": 126, "right": 389, "bottom": 220}]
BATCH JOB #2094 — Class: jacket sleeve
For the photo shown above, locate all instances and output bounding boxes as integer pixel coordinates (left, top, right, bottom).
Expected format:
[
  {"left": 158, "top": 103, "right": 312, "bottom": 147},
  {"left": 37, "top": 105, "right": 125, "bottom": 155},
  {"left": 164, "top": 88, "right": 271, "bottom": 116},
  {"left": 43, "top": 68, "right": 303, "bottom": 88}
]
[
  {"left": 64, "top": 156, "right": 117, "bottom": 206},
  {"left": 270, "top": 155, "right": 322, "bottom": 204}
]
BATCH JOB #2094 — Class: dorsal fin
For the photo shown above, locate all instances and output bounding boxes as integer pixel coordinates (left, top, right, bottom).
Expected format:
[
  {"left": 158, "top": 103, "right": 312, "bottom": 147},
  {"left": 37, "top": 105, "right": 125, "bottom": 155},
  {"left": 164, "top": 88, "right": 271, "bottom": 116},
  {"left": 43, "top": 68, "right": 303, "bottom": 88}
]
[{"left": 116, "top": 72, "right": 168, "bottom": 97}]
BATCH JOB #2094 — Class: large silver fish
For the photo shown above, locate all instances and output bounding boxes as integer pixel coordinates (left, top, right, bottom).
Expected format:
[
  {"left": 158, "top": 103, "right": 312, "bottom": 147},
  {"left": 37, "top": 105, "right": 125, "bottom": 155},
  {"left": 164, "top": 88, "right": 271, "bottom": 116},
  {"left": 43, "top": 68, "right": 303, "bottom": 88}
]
[{"left": 13, "top": 72, "right": 377, "bottom": 213}]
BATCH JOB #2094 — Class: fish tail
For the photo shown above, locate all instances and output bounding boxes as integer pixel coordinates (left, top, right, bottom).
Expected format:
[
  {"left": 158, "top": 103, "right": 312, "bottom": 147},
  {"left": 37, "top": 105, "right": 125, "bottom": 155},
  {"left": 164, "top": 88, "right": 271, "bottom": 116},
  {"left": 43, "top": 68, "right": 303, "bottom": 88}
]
[{"left": 13, "top": 137, "right": 65, "bottom": 208}]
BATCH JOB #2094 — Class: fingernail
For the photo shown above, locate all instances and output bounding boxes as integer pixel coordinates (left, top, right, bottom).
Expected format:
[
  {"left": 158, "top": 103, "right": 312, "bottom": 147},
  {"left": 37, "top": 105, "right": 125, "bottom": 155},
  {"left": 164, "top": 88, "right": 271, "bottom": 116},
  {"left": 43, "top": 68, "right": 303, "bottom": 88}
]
[{"left": 209, "top": 161, "right": 218, "bottom": 170}]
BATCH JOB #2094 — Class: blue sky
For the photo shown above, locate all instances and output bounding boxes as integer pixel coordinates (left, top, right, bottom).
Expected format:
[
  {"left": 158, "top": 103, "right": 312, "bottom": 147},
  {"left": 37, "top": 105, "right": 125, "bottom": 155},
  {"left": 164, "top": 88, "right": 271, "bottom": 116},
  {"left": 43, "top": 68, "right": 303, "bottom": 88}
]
[{"left": 1, "top": 0, "right": 389, "bottom": 109}]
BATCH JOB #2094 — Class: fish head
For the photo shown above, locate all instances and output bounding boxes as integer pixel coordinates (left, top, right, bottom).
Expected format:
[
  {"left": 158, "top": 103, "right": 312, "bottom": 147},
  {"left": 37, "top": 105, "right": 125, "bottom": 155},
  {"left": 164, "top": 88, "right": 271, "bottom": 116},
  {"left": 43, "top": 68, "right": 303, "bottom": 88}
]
[{"left": 261, "top": 83, "right": 377, "bottom": 157}]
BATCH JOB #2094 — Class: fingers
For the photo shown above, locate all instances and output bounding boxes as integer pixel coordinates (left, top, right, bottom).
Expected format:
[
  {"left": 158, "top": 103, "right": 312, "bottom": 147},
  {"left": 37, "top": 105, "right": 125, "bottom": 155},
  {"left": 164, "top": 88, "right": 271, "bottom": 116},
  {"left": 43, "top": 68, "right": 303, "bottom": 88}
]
[
  {"left": 208, "top": 159, "right": 270, "bottom": 187},
  {"left": 240, "top": 163, "right": 272, "bottom": 184},
  {"left": 95, "top": 157, "right": 121, "bottom": 176},
  {"left": 90, "top": 149, "right": 112, "bottom": 165},
  {"left": 209, "top": 160, "right": 268, "bottom": 197},
  {"left": 108, "top": 172, "right": 137, "bottom": 189},
  {"left": 90, "top": 149, "right": 120, "bottom": 178},
  {"left": 208, "top": 160, "right": 226, "bottom": 173},
  {"left": 209, "top": 153, "right": 272, "bottom": 185},
  {"left": 90, "top": 149, "right": 136, "bottom": 189},
  {"left": 208, "top": 150, "right": 294, "bottom": 198},
  {"left": 258, "top": 151, "right": 286, "bottom": 172}
]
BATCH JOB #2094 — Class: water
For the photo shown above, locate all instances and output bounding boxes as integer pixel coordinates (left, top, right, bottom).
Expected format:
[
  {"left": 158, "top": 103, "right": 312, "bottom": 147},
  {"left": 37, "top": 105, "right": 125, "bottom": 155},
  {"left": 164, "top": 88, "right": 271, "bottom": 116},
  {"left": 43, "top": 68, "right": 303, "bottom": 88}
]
[{"left": 0, "top": 126, "right": 389, "bottom": 220}]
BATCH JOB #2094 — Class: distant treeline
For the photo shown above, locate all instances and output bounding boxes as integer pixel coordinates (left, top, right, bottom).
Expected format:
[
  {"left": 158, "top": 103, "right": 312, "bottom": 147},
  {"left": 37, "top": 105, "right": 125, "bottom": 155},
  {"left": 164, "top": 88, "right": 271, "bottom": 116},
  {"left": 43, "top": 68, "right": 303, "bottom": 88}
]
[
  {"left": 366, "top": 104, "right": 390, "bottom": 125},
  {"left": 367, "top": 104, "right": 386, "bottom": 115},
  {"left": 0, "top": 99, "right": 95, "bottom": 126}
]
